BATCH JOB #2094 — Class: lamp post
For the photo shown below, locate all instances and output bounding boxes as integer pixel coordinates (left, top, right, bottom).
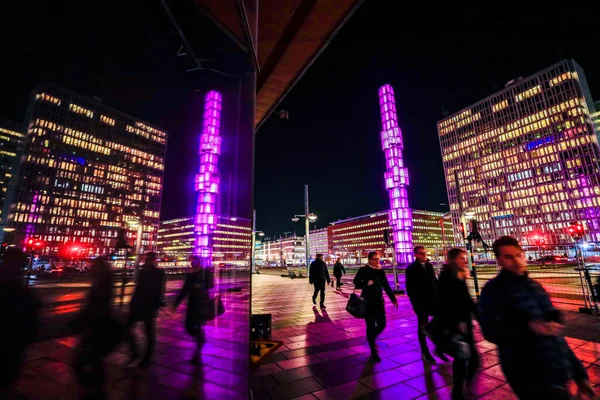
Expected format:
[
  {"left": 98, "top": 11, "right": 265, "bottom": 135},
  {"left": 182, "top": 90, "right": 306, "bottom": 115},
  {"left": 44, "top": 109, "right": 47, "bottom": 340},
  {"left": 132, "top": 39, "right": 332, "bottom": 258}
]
[
  {"left": 291, "top": 185, "right": 317, "bottom": 274},
  {"left": 3, "top": 227, "right": 15, "bottom": 246}
]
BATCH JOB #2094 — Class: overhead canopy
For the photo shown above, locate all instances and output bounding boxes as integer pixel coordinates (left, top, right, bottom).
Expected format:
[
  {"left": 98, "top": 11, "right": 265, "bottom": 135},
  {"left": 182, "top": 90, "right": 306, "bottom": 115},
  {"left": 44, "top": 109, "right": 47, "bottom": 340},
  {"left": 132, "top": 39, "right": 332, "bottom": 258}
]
[{"left": 193, "top": 0, "right": 365, "bottom": 129}]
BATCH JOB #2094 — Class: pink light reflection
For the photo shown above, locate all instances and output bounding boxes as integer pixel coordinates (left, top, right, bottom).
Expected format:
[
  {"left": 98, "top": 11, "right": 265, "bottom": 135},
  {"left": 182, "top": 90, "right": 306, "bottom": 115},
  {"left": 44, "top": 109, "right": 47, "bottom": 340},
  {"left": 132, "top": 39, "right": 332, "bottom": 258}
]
[{"left": 378, "top": 84, "right": 413, "bottom": 264}]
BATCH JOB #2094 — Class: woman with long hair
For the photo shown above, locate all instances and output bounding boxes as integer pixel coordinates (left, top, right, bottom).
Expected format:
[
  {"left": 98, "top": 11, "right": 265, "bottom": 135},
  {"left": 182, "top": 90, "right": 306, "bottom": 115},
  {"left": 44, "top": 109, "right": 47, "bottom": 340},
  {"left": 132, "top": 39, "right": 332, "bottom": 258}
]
[{"left": 437, "top": 248, "right": 479, "bottom": 400}]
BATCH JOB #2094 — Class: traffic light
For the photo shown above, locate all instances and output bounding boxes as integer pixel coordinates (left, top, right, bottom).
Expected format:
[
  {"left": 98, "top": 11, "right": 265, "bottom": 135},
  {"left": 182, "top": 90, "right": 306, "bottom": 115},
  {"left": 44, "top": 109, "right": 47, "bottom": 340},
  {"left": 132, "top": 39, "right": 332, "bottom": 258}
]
[
  {"left": 0, "top": 242, "right": 8, "bottom": 255},
  {"left": 568, "top": 221, "right": 585, "bottom": 240}
]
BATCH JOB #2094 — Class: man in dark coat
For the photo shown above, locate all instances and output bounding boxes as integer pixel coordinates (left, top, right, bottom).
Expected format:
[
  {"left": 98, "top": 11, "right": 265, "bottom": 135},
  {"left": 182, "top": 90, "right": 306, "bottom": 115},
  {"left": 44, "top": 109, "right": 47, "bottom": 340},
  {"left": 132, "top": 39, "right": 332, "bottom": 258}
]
[
  {"left": 333, "top": 258, "right": 346, "bottom": 290},
  {"left": 309, "top": 254, "right": 330, "bottom": 308},
  {"left": 125, "top": 252, "right": 165, "bottom": 366},
  {"left": 480, "top": 236, "right": 597, "bottom": 400},
  {"left": 405, "top": 246, "right": 439, "bottom": 363}
]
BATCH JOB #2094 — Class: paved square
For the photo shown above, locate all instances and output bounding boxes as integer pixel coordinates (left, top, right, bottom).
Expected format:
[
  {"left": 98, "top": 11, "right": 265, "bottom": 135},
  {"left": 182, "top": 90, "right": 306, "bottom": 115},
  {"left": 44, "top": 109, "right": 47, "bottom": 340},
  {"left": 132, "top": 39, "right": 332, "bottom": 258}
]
[
  {"left": 251, "top": 273, "right": 600, "bottom": 400},
  {"left": 9, "top": 272, "right": 600, "bottom": 399}
]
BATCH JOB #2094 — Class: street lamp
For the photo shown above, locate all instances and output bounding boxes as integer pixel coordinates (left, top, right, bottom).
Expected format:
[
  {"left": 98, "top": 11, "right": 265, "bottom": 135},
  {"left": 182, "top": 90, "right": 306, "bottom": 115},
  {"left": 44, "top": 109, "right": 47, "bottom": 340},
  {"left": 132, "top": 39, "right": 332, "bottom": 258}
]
[
  {"left": 291, "top": 184, "right": 316, "bottom": 273},
  {"left": 3, "top": 227, "right": 15, "bottom": 246}
]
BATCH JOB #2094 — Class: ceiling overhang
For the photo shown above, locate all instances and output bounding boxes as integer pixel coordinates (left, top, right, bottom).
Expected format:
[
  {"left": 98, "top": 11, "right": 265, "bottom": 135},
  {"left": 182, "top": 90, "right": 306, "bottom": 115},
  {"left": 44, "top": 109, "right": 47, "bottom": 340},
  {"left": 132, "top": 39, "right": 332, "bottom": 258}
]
[{"left": 193, "top": 0, "right": 365, "bottom": 129}]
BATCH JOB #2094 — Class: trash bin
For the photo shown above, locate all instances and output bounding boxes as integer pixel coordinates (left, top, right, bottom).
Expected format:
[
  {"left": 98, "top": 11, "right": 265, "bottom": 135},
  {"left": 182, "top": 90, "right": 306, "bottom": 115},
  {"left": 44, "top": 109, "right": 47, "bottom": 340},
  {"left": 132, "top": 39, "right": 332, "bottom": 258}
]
[{"left": 251, "top": 314, "right": 272, "bottom": 340}]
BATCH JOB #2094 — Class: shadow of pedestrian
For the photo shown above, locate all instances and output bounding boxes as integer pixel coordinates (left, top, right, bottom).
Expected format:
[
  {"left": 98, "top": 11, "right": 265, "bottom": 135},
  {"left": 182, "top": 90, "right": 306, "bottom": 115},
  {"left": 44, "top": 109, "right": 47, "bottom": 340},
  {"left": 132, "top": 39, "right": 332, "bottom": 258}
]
[{"left": 311, "top": 306, "right": 332, "bottom": 324}]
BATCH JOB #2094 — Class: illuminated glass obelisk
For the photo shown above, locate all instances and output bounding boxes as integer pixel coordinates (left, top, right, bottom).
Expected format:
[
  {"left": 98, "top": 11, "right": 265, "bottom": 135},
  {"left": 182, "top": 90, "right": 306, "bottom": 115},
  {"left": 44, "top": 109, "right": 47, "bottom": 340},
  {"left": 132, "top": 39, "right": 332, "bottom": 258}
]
[
  {"left": 378, "top": 84, "right": 413, "bottom": 264},
  {"left": 194, "top": 90, "right": 223, "bottom": 266}
]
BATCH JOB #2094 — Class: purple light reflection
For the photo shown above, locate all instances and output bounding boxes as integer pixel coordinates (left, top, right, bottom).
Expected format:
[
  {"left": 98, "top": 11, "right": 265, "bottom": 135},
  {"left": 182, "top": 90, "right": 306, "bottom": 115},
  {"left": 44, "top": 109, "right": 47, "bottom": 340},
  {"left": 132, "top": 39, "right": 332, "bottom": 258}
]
[
  {"left": 194, "top": 91, "right": 223, "bottom": 266},
  {"left": 378, "top": 84, "right": 413, "bottom": 264}
]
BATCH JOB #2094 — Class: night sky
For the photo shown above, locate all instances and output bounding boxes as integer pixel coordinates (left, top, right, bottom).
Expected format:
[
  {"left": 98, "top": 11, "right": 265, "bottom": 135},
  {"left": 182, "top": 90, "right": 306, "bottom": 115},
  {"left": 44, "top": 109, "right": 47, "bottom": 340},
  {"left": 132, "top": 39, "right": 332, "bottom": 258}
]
[{"left": 2, "top": 2, "right": 600, "bottom": 237}]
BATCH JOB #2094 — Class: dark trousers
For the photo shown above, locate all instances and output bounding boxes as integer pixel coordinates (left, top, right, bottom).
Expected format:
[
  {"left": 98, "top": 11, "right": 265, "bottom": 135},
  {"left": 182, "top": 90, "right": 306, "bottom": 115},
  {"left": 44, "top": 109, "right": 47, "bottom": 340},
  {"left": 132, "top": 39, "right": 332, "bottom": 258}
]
[
  {"left": 312, "top": 282, "right": 325, "bottom": 305},
  {"left": 365, "top": 302, "right": 386, "bottom": 350},
  {"left": 185, "top": 316, "right": 206, "bottom": 346},
  {"left": 334, "top": 274, "right": 342, "bottom": 289},
  {"left": 74, "top": 335, "right": 107, "bottom": 399},
  {"left": 417, "top": 312, "right": 431, "bottom": 355},
  {"left": 451, "top": 331, "right": 479, "bottom": 397},
  {"left": 126, "top": 313, "right": 156, "bottom": 362}
]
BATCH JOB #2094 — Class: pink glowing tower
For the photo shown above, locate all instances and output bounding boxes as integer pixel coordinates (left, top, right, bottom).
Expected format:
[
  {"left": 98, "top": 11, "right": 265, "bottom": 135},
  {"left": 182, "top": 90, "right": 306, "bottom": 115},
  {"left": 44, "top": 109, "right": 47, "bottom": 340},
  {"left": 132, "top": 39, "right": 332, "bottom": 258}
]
[
  {"left": 378, "top": 84, "right": 413, "bottom": 264},
  {"left": 194, "top": 90, "right": 223, "bottom": 266}
]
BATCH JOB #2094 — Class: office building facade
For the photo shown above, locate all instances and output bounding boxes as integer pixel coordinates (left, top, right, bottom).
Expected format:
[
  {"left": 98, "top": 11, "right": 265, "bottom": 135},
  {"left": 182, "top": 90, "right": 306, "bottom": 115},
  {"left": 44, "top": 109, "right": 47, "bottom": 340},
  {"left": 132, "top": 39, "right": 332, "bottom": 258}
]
[
  {"left": 0, "top": 118, "right": 25, "bottom": 226},
  {"left": 6, "top": 83, "right": 167, "bottom": 256},
  {"left": 255, "top": 235, "right": 305, "bottom": 266},
  {"left": 157, "top": 216, "right": 251, "bottom": 265},
  {"left": 438, "top": 60, "right": 600, "bottom": 245},
  {"left": 308, "top": 228, "right": 329, "bottom": 259},
  {"left": 328, "top": 209, "right": 453, "bottom": 265}
]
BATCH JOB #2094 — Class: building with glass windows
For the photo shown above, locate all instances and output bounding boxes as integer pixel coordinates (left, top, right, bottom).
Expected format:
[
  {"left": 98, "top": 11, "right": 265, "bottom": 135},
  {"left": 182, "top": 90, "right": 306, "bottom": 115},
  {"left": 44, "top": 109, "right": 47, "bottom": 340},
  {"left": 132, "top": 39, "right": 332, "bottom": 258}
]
[
  {"left": 157, "top": 215, "right": 251, "bottom": 265},
  {"left": 438, "top": 60, "right": 600, "bottom": 245},
  {"left": 328, "top": 209, "right": 453, "bottom": 264},
  {"left": 5, "top": 83, "right": 167, "bottom": 256},
  {"left": 254, "top": 234, "right": 305, "bottom": 266},
  {"left": 0, "top": 118, "right": 25, "bottom": 226},
  {"left": 308, "top": 228, "right": 329, "bottom": 259}
]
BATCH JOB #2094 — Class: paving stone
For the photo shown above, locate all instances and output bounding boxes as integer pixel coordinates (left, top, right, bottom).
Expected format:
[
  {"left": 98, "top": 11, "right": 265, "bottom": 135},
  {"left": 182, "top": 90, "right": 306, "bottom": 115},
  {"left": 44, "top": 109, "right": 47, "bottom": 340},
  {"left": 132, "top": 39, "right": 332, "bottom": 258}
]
[
  {"left": 313, "top": 381, "right": 372, "bottom": 399},
  {"left": 358, "top": 369, "right": 410, "bottom": 391}
]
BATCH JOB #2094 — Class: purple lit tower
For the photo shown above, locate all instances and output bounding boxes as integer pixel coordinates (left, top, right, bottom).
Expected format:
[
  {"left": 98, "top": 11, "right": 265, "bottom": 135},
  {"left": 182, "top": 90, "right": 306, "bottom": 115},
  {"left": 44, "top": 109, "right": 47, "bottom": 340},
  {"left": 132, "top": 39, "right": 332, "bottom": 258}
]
[
  {"left": 194, "top": 90, "right": 223, "bottom": 266},
  {"left": 378, "top": 84, "right": 413, "bottom": 264}
]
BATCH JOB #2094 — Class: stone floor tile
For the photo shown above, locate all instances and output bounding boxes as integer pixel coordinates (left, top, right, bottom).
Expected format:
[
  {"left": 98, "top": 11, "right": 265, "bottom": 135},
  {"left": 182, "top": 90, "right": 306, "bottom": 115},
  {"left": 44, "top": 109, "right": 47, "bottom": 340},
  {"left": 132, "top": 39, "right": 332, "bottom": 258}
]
[
  {"left": 464, "top": 372, "right": 505, "bottom": 397},
  {"left": 355, "top": 358, "right": 402, "bottom": 376},
  {"left": 403, "top": 371, "right": 453, "bottom": 394},
  {"left": 276, "top": 355, "right": 323, "bottom": 370},
  {"left": 313, "top": 381, "right": 372, "bottom": 400},
  {"left": 358, "top": 369, "right": 410, "bottom": 391},
  {"left": 271, "top": 365, "right": 321, "bottom": 385},
  {"left": 264, "top": 377, "right": 324, "bottom": 400},
  {"left": 362, "top": 382, "right": 423, "bottom": 399},
  {"left": 313, "top": 367, "right": 364, "bottom": 388},
  {"left": 389, "top": 350, "right": 422, "bottom": 366},
  {"left": 395, "top": 360, "right": 440, "bottom": 379},
  {"left": 478, "top": 387, "right": 519, "bottom": 399}
]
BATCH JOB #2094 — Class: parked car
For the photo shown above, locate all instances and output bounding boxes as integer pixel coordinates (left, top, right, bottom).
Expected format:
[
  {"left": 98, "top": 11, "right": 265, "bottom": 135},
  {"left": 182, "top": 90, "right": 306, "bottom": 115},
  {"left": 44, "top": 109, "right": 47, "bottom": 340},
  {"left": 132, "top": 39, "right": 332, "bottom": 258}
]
[
  {"left": 44, "top": 266, "right": 82, "bottom": 278},
  {"left": 537, "top": 255, "right": 569, "bottom": 264}
]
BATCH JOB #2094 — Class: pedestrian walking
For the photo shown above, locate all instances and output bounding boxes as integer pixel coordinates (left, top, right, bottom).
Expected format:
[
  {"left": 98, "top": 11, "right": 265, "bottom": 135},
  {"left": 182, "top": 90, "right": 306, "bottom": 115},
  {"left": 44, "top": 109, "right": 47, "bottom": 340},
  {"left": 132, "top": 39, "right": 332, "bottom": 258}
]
[
  {"left": 309, "top": 253, "right": 330, "bottom": 308},
  {"left": 435, "top": 248, "right": 479, "bottom": 400},
  {"left": 354, "top": 251, "right": 398, "bottom": 362},
  {"left": 333, "top": 258, "right": 346, "bottom": 290},
  {"left": 479, "top": 236, "right": 598, "bottom": 400},
  {"left": 71, "top": 257, "right": 123, "bottom": 400},
  {"left": 405, "top": 246, "right": 439, "bottom": 363},
  {"left": 0, "top": 248, "right": 40, "bottom": 399},
  {"left": 173, "top": 257, "right": 215, "bottom": 364},
  {"left": 125, "top": 252, "right": 165, "bottom": 367}
]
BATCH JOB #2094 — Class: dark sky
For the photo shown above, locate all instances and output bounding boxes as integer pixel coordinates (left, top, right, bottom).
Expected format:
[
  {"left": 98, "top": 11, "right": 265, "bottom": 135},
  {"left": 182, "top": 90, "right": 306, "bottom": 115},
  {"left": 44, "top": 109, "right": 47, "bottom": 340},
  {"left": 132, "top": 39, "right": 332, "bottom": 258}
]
[{"left": 2, "top": 2, "right": 600, "bottom": 237}]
